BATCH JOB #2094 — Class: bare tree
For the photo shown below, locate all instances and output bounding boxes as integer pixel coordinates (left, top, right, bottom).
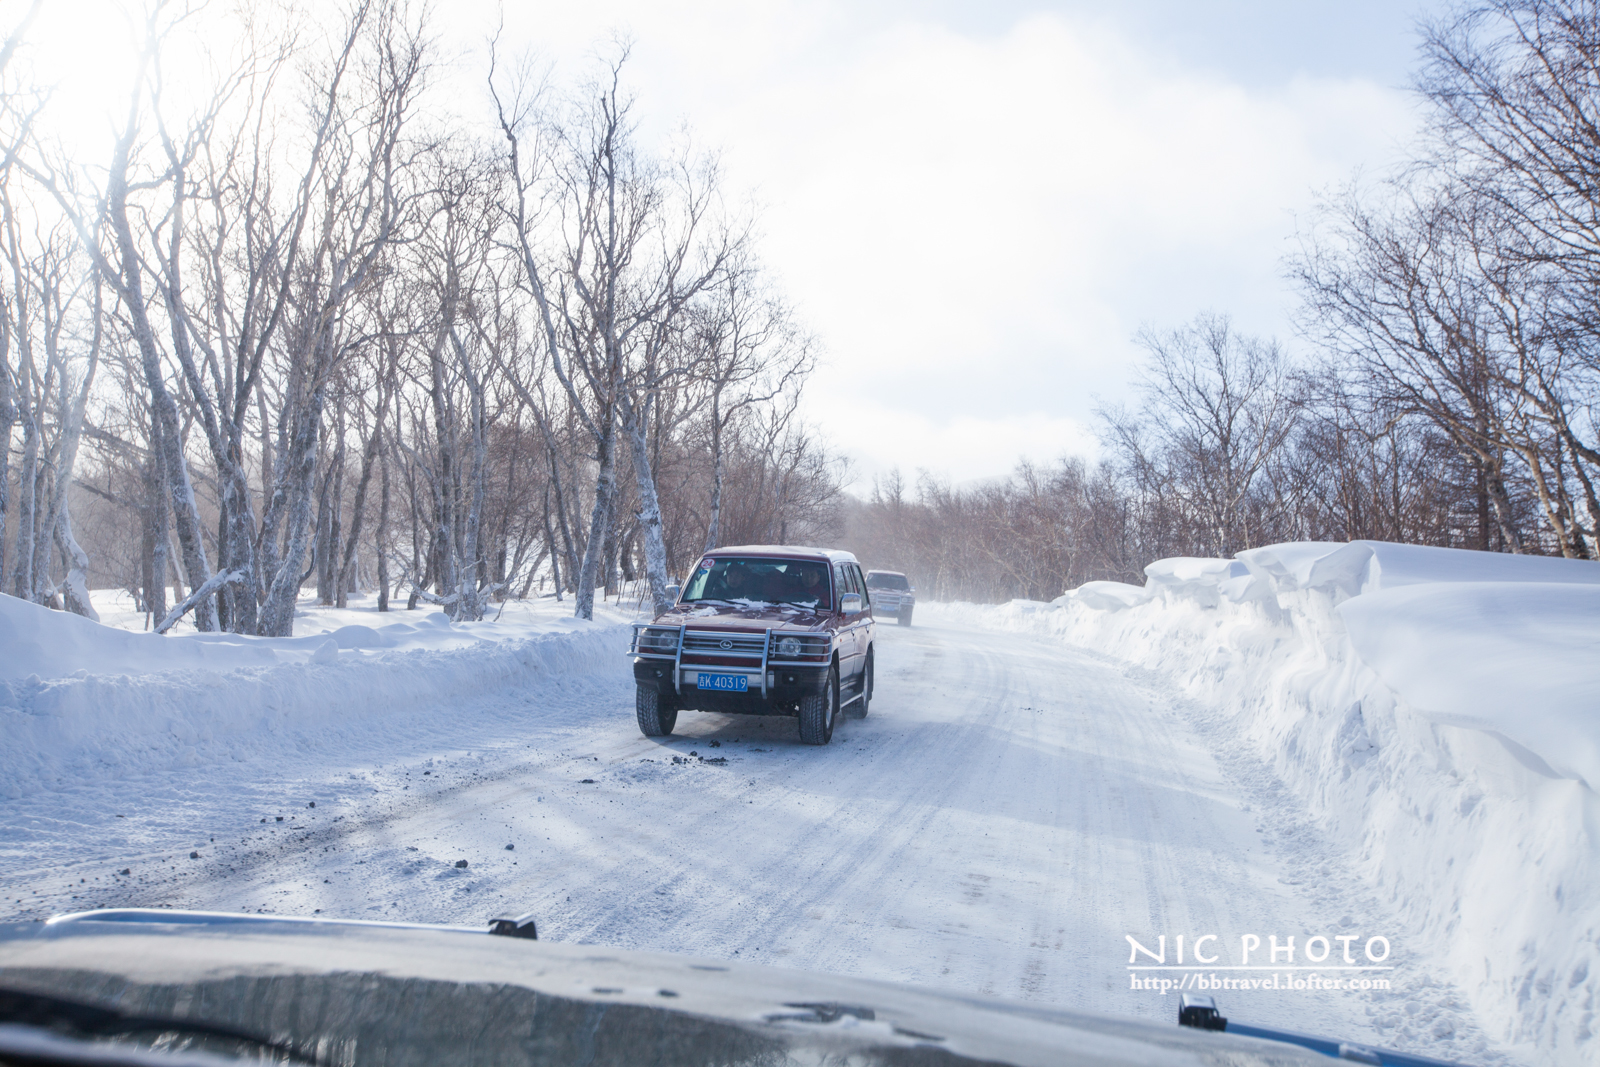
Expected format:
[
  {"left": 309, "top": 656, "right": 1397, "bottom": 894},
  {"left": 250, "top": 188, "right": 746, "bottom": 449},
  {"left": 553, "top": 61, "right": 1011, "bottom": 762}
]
[
  {"left": 694, "top": 261, "right": 814, "bottom": 552},
  {"left": 1416, "top": 0, "right": 1600, "bottom": 554},
  {"left": 254, "top": 2, "right": 429, "bottom": 636},
  {"left": 1294, "top": 182, "right": 1549, "bottom": 552},
  {"left": 1099, "top": 314, "right": 1301, "bottom": 558},
  {"left": 495, "top": 48, "right": 741, "bottom": 617}
]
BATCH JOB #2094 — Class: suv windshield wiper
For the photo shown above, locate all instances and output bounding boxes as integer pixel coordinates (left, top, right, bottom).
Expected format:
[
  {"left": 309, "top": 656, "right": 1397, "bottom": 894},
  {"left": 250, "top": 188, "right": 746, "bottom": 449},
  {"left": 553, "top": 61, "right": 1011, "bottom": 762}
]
[{"left": 0, "top": 985, "right": 321, "bottom": 1065}]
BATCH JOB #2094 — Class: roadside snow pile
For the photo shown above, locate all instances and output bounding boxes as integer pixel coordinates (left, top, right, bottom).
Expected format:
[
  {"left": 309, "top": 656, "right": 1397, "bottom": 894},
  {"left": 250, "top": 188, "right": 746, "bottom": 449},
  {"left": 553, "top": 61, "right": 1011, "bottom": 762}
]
[
  {"left": 0, "top": 593, "right": 631, "bottom": 801},
  {"left": 925, "top": 541, "right": 1600, "bottom": 1065}
]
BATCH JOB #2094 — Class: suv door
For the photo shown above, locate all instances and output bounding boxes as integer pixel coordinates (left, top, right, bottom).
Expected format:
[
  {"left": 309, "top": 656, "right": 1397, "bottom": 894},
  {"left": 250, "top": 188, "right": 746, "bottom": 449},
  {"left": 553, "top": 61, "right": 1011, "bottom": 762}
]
[
  {"left": 851, "top": 563, "right": 874, "bottom": 620},
  {"left": 849, "top": 563, "right": 874, "bottom": 677},
  {"left": 832, "top": 563, "right": 859, "bottom": 680}
]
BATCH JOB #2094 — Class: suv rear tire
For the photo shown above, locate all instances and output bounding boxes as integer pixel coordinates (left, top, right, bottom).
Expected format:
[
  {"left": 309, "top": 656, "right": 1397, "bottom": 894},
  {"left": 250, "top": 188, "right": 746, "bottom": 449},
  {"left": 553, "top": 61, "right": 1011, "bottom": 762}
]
[
  {"left": 798, "top": 665, "right": 838, "bottom": 745},
  {"left": 636, "top": 685, "right": 677, "bottom": 737}
]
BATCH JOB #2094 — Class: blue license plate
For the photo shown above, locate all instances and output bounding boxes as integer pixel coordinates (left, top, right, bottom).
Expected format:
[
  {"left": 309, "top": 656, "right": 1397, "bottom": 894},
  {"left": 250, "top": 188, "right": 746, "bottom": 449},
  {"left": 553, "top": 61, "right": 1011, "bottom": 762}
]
[{"left": 696, "top": 672, "right": 749, "bottom": 692}]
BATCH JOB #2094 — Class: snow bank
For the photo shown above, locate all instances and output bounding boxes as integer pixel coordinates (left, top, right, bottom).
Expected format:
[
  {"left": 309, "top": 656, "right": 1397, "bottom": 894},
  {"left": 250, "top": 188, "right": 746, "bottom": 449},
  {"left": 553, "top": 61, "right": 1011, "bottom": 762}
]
[
  {"left": 0, "top": 593, "right": 631, "bottom": 801},
  {"left": 1341, "top": 582, "right": 1600, "bottom": 787},
  {"left": 927, "top": 541, "right": 1600, "bottom": 1065}
]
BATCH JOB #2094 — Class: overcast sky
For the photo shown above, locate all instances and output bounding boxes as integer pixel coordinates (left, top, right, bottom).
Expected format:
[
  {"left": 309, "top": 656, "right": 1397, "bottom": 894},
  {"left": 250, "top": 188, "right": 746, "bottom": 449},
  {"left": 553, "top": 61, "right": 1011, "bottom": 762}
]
[
  {"left": 462, "top": 0, "right": 1452, "bottom": 489},
  {"left": 28, "top": 0, "right": 1454, "bottom": 489}
]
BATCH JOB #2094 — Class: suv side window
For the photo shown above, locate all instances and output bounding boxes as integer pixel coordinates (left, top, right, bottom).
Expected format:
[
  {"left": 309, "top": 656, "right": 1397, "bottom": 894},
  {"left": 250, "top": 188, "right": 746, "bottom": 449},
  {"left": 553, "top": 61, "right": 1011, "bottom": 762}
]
[
  {"left": 835, "top": 564, "right": 865, "bottom": 610},
  {"left": 850, "top": 564, "right": 871, "bottom": 608}
]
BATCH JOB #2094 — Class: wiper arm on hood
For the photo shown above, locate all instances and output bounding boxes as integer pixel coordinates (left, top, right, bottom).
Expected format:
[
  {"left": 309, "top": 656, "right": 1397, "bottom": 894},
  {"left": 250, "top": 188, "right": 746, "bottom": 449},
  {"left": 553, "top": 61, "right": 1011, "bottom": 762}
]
[{"left": 0, "top": 984, "right": 322, "bottom": 1065}]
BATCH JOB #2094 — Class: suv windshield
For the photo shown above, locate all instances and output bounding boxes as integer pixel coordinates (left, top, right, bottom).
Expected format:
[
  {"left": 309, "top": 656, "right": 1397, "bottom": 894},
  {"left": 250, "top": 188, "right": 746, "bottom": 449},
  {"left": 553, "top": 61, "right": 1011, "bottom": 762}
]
[
  {"left": 866, "top": 572, "right": 909, "bottom": 591},
  {"left": 682, "top": 557, "right": 832, "bottom": 610}
]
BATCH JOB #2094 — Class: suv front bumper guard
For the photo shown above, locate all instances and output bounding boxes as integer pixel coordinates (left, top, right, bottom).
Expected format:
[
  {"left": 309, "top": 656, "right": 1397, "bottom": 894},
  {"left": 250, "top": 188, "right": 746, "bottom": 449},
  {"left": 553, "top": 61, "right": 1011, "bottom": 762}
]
[{"left": 629, "top": 624, "right": 830, "bottom": 699}]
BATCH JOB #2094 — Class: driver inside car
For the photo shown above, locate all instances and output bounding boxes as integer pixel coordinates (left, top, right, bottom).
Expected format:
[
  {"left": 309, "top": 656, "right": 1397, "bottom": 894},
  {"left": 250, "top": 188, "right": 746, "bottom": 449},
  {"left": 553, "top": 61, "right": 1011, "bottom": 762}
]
[{"left": 713, "top": 564, "right": 748, "bottom": 600}]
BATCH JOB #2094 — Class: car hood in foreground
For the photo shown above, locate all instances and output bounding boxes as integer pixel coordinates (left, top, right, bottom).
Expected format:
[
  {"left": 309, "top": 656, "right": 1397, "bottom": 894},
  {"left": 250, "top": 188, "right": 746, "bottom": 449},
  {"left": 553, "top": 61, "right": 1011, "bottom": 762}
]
[{"left": 0, "top": 911, "right": 1335, "bottom": 1067}]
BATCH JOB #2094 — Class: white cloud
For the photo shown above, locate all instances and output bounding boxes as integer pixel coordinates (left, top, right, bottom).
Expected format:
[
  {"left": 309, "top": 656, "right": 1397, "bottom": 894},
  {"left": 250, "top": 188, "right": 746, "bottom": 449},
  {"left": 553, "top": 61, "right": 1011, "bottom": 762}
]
[
  {"left": 622, "top": 9, "right": 1418, "bottom": 484},
  {"left": 827, "top": 404, "right": 1099, "bottom": 491}
]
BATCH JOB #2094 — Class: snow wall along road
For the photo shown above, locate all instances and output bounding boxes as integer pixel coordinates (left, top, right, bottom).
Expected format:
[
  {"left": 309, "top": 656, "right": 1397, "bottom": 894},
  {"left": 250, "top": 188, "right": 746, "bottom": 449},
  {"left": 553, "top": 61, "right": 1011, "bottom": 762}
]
[
  {"left": 929, "top": 541, "right": 1600, "bottom": 1066},
  {"left": 0, "top": 596, "right": 628, "bottom": 802}
]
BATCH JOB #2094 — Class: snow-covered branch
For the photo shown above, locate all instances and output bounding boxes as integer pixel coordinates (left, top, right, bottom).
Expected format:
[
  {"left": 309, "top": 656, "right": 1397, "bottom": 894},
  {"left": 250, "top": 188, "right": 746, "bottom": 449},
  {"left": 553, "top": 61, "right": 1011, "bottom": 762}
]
[{"left": 156, "top": 570, "right": 245, "bottom": 635}]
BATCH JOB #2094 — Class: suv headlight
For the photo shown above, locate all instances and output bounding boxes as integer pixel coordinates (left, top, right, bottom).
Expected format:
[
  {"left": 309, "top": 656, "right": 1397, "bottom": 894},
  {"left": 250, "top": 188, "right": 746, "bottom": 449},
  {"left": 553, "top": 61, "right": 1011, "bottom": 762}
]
[
  {"left": 636, "top": 628, "right": 679, "bottom": 654},
  {"left": 772, "top": 634, "right": 828, "bottom": 658}
]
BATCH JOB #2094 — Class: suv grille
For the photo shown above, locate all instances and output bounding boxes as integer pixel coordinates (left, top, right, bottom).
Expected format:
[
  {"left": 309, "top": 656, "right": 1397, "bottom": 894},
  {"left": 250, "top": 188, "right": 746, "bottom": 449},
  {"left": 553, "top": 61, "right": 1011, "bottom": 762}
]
[{"left": 682, "top": 630, "right": 766, "bottom": 657}]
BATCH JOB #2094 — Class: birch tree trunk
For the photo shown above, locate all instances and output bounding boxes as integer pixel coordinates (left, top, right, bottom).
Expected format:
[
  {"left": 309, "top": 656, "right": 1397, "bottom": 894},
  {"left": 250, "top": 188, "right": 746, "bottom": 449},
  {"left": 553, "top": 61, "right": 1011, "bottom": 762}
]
[
  {"left": 11, "top": 383, "right": 37, "bottom": 600},
  {"left": 55, "top": 507, "right": 98, "bottom": 621},
  {"left": 338, "top": 381, "right": 394, "bottom": 609},
  {"left": 622, "top": 393, "right": 674, "bottom": 616},
  {"left": 376, "top": 432, "right": 392, "bottom": 612},
  {"left": 0, "top": 318, "right": 13, "bottom": 590},
  {"left": 259, "top": 342, "right": 334, "bottom": 636},
  {"left": 541, "top": 488, "right": 564, "bottom": 601},
  {"left": 704, "top": 392, "right": 724, "bottom": 552},
  {"left": 145, "top": 406, "right": 170, "bottom": 624},
  {"left": 454, "top": 334, "right": 490, "bottom": 621},
  {"left": 551, "top": 457, "right": 580, "bottom": 593},
  {"left": 574, "top": 406, "right": 618, "bottom": 620},
  {"left": 36, "top": 284, "right": 101, "bottom": 617},
  {"left": 102, "top": 97, "right": 219, "bottom": 629},
  {"left": 425, "top": 325, "right": 458, "bottom": 610}
]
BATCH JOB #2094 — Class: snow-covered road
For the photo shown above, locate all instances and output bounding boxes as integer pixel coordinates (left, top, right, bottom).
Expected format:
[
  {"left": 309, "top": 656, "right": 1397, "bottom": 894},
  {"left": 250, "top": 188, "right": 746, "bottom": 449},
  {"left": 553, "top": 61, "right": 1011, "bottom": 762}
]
[{"left": 0, "top": 615, "right": 1502, "bottom": 1060}]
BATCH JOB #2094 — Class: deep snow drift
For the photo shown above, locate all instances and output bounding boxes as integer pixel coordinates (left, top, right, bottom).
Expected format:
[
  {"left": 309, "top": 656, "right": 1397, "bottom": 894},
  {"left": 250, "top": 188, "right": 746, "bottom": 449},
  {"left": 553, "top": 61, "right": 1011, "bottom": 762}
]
[
  {"left": 928, "top": 540, "right": 1600, "bottom": 1065},
  {"left": 0, "top": 592, "right": 632, "bottom": 801}
]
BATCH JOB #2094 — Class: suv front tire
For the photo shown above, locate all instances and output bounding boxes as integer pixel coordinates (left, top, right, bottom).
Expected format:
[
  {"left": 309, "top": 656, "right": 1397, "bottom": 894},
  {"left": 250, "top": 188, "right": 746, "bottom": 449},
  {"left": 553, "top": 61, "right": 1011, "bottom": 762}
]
[
  {"left": 636, "top": 685, "right": 678, "bottom": 737},
  {"left": 798, "top": 665, "right": 838, "bottom": 745}
]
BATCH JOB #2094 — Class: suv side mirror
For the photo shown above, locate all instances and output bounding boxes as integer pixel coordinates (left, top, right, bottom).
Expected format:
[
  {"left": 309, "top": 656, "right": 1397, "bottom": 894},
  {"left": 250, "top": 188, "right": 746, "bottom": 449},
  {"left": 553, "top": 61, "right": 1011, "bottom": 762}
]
[
  {"left": 840, "top": 592, "right": 862, "bottom": 615},
  {"left": 665, "top": 584, "right": 680, "bottom": 601}
]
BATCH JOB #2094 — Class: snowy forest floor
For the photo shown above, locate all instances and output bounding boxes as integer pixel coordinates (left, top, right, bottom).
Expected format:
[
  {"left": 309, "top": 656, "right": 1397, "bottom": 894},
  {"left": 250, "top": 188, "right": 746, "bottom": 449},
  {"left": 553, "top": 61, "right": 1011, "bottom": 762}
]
[{"left": 0, "top": 595, "right": 1515, "bottom": 1066}]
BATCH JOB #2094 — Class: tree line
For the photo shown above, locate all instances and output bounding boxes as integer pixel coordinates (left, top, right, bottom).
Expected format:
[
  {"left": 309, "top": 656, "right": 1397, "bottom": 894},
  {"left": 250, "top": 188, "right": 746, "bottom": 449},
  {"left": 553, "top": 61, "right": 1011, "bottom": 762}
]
[
  {"left": 847, "top": 0, "right": 1600, "bottom": 601},
  {"left": 9, "top": 1, "right": 1599, "bottom": 621},
  {"left": 0, "top": 2, "right": 845, "bottom": 634}
]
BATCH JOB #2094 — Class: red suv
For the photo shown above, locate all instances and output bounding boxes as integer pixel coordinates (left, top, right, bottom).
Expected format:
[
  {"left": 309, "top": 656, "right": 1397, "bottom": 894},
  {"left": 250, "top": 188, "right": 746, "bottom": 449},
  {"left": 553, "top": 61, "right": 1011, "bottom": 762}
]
[{"left": 628, "top": 546, "right": 877, "bottom": 745}]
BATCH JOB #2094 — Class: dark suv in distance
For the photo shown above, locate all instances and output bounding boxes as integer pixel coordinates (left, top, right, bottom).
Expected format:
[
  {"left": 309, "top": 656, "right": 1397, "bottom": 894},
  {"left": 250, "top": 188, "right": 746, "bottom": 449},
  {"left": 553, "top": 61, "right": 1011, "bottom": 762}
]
[
  {"left": 628, "top": 546, "right": 877, "bottom": 745},
  {"left": 865, "top": 570, "right": 915, "bottom": 626}
]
